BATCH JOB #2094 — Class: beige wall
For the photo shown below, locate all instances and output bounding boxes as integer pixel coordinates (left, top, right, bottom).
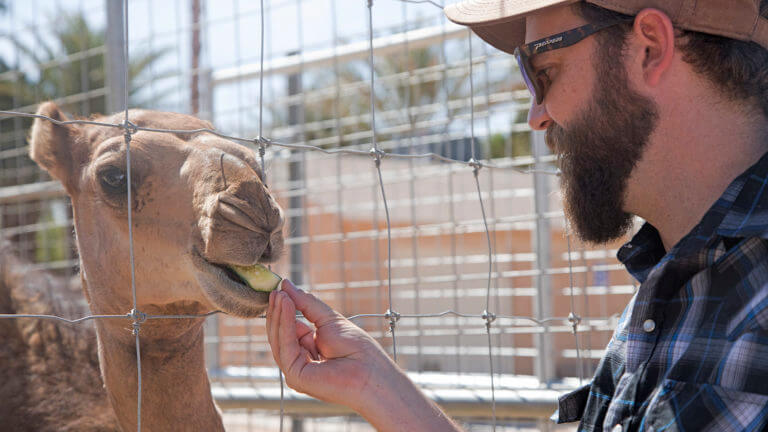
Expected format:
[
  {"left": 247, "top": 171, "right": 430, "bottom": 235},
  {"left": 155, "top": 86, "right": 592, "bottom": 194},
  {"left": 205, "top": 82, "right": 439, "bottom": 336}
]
[{"left": 214, "top": 153, "right": 637, "bottom": 380}]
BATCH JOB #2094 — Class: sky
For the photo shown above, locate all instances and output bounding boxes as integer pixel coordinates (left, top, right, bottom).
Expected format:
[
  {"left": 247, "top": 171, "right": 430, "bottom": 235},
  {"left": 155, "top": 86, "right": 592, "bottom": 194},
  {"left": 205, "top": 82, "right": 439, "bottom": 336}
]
[
  {"left": 3, "top": 0, "right": 457, "bottom": 83},
  {"left": 1, "top": 0, "right": 522, "bottom": 142}
]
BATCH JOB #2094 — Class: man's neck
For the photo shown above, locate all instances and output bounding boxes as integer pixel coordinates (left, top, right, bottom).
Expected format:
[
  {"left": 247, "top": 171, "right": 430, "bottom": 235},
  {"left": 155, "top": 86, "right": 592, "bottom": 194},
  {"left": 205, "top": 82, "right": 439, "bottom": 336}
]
[{"left": 628, "top": 98, "right": 768, "bottom": 252}]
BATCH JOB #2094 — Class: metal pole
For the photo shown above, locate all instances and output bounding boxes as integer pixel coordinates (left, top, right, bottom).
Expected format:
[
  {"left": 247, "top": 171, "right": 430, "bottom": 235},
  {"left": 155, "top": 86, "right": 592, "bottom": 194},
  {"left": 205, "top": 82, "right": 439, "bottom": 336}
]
[
  {"left": 198, "top": 68, "right": 214, "bottom": 121},
  {"left": 532, "top": 129, "right": 554, "bottom": 383},
  {"left": 190, "top": 0, "right": 202, "bottom": 115},
  {"left": 532, "top": 129, "right": 553, "bottom": 431},
  {"left": 287, "top": 55, "right": 304, "bottom": 288},
  {"left": 291, "top": 418, "right": 305, "bottom": 432},
  {"left": 105, "top": 0, "right": 126, "bottom": 113},
  {"left": 204, "top": 315, "right": 220, "bottom": 375}
]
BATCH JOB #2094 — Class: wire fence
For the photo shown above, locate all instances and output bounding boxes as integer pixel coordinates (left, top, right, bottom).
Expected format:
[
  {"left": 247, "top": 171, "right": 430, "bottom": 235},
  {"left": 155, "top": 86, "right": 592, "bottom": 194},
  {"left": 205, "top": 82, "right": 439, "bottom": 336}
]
[{"left": 0, "top": 1, "right": 639, "bottom": 431}]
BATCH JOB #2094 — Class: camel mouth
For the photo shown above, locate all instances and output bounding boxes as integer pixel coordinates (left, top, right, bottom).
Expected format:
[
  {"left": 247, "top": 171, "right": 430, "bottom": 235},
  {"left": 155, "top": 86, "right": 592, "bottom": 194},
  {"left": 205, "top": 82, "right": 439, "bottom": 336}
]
[
  {"left": 213, "top": 261, "right": 250, "bottom": 286},
  {"left": 193, "top": 250, "right": 252, "bottom": 290},
  {"left": 190, "top": 248, "right": 271, "bottom": 317}
]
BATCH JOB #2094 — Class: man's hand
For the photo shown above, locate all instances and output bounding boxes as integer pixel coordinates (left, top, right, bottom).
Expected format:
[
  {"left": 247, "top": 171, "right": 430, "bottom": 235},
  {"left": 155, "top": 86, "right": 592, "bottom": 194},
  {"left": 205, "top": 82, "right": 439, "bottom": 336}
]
[
  {"left": 266, "top": 279, "right": 393, "bottom": 408},
  {"left": 266, "top": 279, "right": 462, "bottom": 432}
]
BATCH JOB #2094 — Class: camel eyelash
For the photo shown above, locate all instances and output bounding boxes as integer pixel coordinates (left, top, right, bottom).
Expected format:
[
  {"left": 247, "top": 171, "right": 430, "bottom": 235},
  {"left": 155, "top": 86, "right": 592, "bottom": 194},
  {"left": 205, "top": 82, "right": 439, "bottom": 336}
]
[
  {"left": 96, "top": 165, "right": 143, "bottom": 203},
  {"left": 96, "top": 166, "right": 127, "bottom": 193}
]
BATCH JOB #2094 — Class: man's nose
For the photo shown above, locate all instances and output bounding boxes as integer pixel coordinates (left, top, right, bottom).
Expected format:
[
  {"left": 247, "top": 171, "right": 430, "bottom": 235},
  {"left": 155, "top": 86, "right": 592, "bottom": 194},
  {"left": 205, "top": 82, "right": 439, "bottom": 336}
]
[{"left": 527, "top": 100, "right": 552, "bottom": 131}]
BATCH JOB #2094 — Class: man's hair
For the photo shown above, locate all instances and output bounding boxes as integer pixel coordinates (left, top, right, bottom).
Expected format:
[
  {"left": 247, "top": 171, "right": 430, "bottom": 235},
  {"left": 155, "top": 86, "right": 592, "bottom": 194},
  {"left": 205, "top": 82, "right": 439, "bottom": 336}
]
[{"left": 575, "top": 2, "right": 768, "bottom": 119}]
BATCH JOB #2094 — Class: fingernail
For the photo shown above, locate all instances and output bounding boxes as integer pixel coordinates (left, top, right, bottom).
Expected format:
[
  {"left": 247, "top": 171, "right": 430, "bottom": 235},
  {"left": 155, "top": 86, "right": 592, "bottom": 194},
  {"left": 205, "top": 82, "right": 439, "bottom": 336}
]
[
  {"left": 277, "top": 291, "right": 289, "bottom": 304},
  {"left": 281, "top": 279, "right": 302, "bottom": 292}
]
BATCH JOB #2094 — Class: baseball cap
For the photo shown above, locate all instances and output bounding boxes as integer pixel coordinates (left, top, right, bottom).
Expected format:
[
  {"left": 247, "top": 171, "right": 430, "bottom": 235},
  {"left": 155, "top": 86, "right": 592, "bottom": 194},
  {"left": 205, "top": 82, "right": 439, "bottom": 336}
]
[{"left": 444, "top": 0, "right": 768, "bottom": 54}]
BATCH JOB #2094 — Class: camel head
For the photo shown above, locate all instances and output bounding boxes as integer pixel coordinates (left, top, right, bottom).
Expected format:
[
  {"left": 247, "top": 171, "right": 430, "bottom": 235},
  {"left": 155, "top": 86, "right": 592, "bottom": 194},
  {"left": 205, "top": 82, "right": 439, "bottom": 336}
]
[{"left": 28, "top": 102, "right": 284, "bottom": 319}]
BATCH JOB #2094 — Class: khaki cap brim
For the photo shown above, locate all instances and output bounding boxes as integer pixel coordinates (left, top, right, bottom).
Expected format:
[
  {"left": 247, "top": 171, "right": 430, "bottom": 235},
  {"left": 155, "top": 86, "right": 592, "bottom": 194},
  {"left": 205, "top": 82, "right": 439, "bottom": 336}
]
[
  {"left": 444, "top": 0, "right": 578, "bottom": 54},
  {"left": 445, "top": 0, "right": 768, "bottom": 53}
]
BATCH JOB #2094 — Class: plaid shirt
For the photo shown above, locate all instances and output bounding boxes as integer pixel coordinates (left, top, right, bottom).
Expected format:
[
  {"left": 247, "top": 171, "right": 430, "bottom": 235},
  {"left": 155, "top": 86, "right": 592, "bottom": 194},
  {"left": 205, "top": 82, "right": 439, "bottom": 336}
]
[{"left": 555, "top": 151, "right": 768, "bottom": 432}]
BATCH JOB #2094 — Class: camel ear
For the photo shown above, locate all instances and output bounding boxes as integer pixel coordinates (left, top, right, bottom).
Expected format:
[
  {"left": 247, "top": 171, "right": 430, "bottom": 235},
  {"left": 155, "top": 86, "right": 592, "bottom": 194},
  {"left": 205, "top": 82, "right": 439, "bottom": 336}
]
[{"left": 29, "top": 102, "right": 82, "bottom": 191}]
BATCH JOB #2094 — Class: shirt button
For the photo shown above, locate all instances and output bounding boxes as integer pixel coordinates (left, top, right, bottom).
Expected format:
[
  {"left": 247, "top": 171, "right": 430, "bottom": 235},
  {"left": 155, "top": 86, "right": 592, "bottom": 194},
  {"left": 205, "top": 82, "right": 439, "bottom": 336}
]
[
  {"left": 612, "top": 425, "right": 623, "bottom": 432},
  {"left": 643, "top": 319, "right": 656, "bottom": 333}
]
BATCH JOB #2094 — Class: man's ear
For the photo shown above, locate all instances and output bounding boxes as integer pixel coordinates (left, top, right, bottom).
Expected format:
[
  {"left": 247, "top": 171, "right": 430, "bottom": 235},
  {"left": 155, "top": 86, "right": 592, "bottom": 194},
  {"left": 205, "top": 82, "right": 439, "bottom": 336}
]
[
  {"left": 632, "top": 8, "right": 676, "bottom": 87},
  {"left": 29, "top": 102, "right": 82, "bottom": 192}
]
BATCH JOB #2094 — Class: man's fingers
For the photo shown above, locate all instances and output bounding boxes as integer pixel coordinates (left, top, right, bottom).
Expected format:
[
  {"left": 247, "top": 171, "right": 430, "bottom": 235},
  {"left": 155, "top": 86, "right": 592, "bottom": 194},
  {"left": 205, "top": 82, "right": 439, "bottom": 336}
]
[
  {"left": 277, "top": 291, "right": 306, "bottom": 375},
  {"left": 266, "top": 290, "right": 281, "bottom": 365},
  {"left": 266, "top": 290, "right": 275, "bottom": 341},
  {"left": 281, "top": 279, "right": 339, "bottom": 326},
  {"left": 296, "top": 319, "right": 319, "bottom": 359}
]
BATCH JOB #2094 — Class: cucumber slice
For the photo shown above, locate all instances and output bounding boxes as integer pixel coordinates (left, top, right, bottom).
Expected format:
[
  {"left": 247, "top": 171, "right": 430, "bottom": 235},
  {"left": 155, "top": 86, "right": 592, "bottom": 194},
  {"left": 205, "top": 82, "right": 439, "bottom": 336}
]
[{"left": 228, "top": 263, "right": 282, "bottom": 292}]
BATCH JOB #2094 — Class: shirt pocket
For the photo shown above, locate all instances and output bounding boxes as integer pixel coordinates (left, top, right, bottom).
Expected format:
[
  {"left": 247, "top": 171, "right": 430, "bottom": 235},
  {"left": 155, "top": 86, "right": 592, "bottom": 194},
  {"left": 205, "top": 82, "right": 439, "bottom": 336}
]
[{"left": 642, "top": 379, "right": 768, "bottom": 432}]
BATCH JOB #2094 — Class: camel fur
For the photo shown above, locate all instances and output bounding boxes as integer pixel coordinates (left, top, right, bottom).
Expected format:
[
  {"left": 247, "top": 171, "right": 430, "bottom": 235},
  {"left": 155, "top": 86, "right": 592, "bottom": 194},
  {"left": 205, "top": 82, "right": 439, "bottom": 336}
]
[
  {"left": 0, "top": 239, "right": 118, "bottom": 431},
  {"left": 2, "top": 102, "right": 285, "bottom": 432}
]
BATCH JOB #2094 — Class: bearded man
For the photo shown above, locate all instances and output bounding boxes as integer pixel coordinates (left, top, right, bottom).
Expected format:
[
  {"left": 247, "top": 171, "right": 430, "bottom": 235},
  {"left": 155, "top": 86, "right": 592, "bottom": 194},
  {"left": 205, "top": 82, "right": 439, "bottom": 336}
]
[{"left": 266, "top": 1, "right": 768, "bottom": 430}]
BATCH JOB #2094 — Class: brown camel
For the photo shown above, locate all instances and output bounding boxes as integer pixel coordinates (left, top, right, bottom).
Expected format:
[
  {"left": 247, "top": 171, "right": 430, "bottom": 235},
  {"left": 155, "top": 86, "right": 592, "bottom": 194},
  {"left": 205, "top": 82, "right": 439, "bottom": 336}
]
[
  {"left": 0, "top": 239, "right": 119, "bottom": 431},
  {"left": 24, "top": 101, "right": 285, "bottom": 431}
]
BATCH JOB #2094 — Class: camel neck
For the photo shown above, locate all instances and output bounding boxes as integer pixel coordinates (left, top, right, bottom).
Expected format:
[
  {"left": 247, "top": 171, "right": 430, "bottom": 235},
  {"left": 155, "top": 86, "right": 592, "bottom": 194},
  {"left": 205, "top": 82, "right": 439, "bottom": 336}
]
[{"left": 95, "top": 319, "right": 224, "bottom": 432}]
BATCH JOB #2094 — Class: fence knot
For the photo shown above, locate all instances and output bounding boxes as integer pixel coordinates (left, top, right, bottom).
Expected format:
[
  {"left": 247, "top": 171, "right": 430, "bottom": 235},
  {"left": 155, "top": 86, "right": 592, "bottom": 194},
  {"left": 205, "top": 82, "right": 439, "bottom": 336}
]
[
  {"left": 122, "top": 119, "right": 139, "bottom": 136},
  {"left": 384, "top": 309, "right": 400, "bottom": 332},
  {"left": 482, "top": 310, "right": 496, "bottom": 329},
  {"left": 568, "top": 312, "right": 582, "bottom": 334},
  {"left": 369, "top": 147, "right": 384, "bottom": 167},
  {"left": 255, "top": 136, "right": 270, "bottom": 157},
  {"left": 128, "top": 308, "right": 147, "bottom": 335},
  {"left": 468, "top": 158, "right": 483, "bottom": 175}
]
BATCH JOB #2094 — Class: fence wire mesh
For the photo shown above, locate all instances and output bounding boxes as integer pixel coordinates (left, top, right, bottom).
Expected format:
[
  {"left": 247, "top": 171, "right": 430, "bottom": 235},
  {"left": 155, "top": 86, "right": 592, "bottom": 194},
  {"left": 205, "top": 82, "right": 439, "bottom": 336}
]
[{"left": 0, "top": 0, "right": 639, "bottom": 431}]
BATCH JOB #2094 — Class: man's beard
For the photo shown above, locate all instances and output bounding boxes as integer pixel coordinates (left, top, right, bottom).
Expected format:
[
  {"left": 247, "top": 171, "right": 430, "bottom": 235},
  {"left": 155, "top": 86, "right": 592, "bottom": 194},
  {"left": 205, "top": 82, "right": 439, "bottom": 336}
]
[{"left": 545, "top": 48, "right": 659, "bottom": 244}]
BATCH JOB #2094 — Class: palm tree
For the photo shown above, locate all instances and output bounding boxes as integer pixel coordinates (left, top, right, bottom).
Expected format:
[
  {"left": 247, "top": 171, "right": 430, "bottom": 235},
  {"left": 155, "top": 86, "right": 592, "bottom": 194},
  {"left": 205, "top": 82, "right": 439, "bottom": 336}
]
[
  {"left": 275, "top": 43, "right": 529, "bottom": 160},
  {"left": 278, "top": 45, "right": 471, "bottom": 153},
  {"left": 0, "top": 10, "right": 170, "bottom": 183},
  {"left": 1, "top": 11, "right": 169, "bottom": 115},
  {"left": 0, "top": 8, "right": 169, "bottom": 271}
]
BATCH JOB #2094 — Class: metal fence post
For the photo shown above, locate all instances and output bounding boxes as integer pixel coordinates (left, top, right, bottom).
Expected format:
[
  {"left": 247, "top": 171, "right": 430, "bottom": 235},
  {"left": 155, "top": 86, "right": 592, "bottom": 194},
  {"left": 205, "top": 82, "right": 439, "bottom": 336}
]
[
  {"left": 105, "top": 0, "right": 127, "bottom": 114},
  {"left": 532, "top": 129, "right": 555, "bottom": 383},
  {"left": 204, "top": 314, "right": 220, "bottom": 375},
  {"left": 532, "top": 129, "right": 554, "bottom": 432},
  {"left": 199, "top": 69, "right": 214, "bottom": 121},
  {"left": 287, "top": 56, "right": 305, "bottom": 288},
  {"left": 190, "top": 0, "right": 202, "bottom": 115},
  {"left": 286, "top": 60, "right": 306, "bottom": 432}
]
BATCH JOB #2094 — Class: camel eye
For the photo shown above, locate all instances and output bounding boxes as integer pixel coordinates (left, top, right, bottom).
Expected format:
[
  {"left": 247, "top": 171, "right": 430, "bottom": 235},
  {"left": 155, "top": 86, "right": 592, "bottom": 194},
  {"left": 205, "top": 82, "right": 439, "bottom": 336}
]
[{"left": 98, "top": 166, "right": 127, "bottom": 193}]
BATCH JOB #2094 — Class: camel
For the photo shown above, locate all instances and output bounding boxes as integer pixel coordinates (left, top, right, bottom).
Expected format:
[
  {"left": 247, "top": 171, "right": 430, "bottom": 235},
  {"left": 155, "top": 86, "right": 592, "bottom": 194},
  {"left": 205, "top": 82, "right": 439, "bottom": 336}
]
[
  {"left": 24, "top": 101, "right": 285, "bottom": 431},
  {"left": 0, "top": 239, "right": 118, "bottom": 431}
]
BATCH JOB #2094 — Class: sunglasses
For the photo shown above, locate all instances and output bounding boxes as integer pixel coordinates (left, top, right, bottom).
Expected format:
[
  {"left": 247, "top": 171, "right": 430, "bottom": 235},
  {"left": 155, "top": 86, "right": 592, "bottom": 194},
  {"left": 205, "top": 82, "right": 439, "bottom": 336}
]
[{"left": 514, "top": 17, "right": 634, "bottom": 105}]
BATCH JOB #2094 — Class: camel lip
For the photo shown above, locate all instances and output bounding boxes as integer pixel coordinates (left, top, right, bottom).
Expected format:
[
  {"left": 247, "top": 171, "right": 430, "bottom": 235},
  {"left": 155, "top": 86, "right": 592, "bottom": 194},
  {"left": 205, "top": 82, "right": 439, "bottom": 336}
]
[
  {"left": 189, "top": 248, "right": 270, "bottom": 308},
  {"left": 212, "top": 261, "right": 249, "bottom": 286},
  {"left": 191, "top": 250, "right": 243, "bottom": 286}
]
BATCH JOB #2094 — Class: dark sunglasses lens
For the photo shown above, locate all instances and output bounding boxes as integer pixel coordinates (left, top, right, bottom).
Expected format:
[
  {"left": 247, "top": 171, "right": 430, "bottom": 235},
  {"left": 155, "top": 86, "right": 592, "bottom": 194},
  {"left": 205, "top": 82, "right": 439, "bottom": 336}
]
[{"left": 515, "top": 50, "right": 540, "bottom": 104}]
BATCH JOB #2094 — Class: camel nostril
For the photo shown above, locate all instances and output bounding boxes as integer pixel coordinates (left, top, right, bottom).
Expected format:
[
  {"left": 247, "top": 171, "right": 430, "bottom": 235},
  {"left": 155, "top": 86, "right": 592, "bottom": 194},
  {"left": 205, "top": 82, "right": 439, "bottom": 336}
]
[
  {"left": 260, "top": 231, "right": 283, "bottom": 262},
  {"left": 260, "top": 241, "right": 276, "bottom": 262}
]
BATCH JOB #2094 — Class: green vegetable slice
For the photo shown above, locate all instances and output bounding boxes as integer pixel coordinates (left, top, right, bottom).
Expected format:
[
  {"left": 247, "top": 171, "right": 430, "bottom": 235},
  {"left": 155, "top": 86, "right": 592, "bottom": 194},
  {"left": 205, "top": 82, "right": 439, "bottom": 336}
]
[{"left": 228, "top": 263, "right": 282, "bottom": 292}]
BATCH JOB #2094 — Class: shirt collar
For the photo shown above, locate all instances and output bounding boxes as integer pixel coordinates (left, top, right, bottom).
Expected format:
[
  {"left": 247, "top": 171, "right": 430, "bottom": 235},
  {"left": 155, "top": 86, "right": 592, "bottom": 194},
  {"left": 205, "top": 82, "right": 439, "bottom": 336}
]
[
  {"left": 617, "top": 223, "right": 665, "bottom": 283},
  {"left": 618, "top": 151, "right": 768, "bottom": 284}
]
